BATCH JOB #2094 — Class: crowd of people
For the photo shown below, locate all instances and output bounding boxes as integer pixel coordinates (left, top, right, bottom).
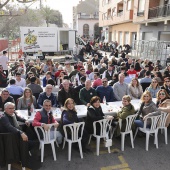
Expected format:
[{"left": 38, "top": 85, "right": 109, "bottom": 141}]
[{"left": 0, "top": 46, "right": 170, "bottom": 163}]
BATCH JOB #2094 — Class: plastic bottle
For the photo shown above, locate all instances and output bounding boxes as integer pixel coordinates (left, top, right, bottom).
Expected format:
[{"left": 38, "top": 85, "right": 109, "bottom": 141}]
[
  {"left": 28, "top": 104, "right": 31, "bottom": 116},
  {"left": 103, "top": 96, "right": 106, "bottom": 104}
]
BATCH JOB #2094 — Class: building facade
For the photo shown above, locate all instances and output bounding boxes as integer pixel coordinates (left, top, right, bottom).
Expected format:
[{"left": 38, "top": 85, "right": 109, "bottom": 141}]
[
  {"left": 99, "top": 0, "right": 139, "bottom": 45},
  {"left": 73, "top": 0, "right": 101, "bottom": 40},
  {"left": 133, "top": 0, "right": 170, "bottom": 41},
  {"left": 99, "top": 0, "right": 170, "bottom": 45}
]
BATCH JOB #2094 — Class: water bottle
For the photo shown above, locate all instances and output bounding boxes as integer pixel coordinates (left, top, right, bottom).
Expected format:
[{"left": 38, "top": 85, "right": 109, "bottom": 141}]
[
  {"left": 103, "top": 96, "right": 106, "bottom": 104},
  {"left": 28, "top": 104, "right": 31, "bottom": 116}
]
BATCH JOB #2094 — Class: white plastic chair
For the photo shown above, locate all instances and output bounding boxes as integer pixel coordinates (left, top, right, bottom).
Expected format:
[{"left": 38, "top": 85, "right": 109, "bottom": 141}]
[
  {"left": 34, "top": 124, "right": 59, "bottom": 162},
  {"left": 134, "top": 115, "right": 161, "bottom": 151},
  {"left": 119, "top": 114, "right": 137, "bottom": 151},
  {"left": 62, "top": 122, "right": 85, "bottom": 161},
  {"left": 8, "top": 164, "right": 25, "bottom": 170},
  {"left": 88, "top": 119, "right": 112, "bottom": 156},
  {"left": 157, "top": 112, "right": 169, "bottom": 144}
]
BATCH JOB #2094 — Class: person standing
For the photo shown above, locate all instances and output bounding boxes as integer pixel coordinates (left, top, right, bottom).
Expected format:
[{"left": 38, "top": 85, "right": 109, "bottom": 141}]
[{"left": 0, "top": 51, "right": 9, "bottom": 77}]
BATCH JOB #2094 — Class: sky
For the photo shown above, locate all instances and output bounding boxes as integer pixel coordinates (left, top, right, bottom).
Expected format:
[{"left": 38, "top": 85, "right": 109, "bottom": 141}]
[{"left": 30, "top": 0, "right": 81, "bottom": 26}]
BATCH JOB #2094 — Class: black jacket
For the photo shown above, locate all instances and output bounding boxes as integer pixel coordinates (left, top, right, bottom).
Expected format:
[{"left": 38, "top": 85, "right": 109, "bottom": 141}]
[
  {"left": 0, "top": 133, "right": 29, "bottom": 167},
  {"left": 58, "top": 87, "right": 78, "bottom": 106},
  {"left": 0, "top": 96, "right": 15, "bottom": 111},
  {"left": 0, "top": 112, "right": 26, "bottom": 134},
  {"left": 85, "top": 106, "right": 104, "bottom": 134}
]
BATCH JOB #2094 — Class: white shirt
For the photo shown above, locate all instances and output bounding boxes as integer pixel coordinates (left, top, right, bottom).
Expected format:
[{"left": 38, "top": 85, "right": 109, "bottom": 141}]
[
  {"left": 0, "top": 55, "right": 8, "bottom": 70},
  {"left": 15, "top": 78, "right": 26, "bottom": 88}
]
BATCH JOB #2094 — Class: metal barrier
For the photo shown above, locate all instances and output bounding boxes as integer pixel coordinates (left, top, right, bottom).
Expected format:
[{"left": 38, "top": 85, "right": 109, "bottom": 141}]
[{"left": 131, "top": 40, "right": 170, "bottom": 66}]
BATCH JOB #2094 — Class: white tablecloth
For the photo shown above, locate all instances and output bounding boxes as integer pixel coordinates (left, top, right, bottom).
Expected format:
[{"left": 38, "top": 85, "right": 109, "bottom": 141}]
[{"left": 16, "top": 99, "right": 157, "bottom": 121}]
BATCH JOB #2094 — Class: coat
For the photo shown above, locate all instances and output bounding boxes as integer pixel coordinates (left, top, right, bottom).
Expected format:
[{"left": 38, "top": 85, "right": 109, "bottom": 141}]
[
  {"left": 157, "top": 99, "right": 170, "bottom": 127},
  {"left": 128, "top": 84, "right": 143, "bottom": 99},
  {"left": 85, "top": 106, "right": 104, "bottom": 135},
  {"left": 115, "top": 103, "right": 136, "bottom": 136}
]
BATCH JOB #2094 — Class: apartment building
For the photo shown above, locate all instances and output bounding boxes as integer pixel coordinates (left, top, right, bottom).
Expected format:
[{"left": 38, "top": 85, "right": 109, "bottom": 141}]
[
  {"left": 133, "top": 0, "right": 170, "bottom": 41},
  {"left": 73, "top": 0, "right": 101, "bottom": 39},
  {"left": 99, "top": 0, "right": 170, "bottom": 45},
  {"left": 99, "top": 0, "right": 139, "bottom": 45}
]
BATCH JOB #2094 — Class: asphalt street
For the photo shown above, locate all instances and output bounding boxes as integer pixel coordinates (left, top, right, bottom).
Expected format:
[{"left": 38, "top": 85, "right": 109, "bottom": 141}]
[{"left": 1, "top": 127, "right": 169, "bottom": 170}]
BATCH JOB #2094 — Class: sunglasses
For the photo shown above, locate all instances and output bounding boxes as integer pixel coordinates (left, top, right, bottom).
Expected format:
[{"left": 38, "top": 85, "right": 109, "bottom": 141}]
[
  {"left": 159, "top": 93, "right": 166, "bottom": 95},
  {"left": 152, "top": 81, "right": 157, "bottom": 83},
  {"left": 144, "top": 96, "right": 149, "bottom": 97}
]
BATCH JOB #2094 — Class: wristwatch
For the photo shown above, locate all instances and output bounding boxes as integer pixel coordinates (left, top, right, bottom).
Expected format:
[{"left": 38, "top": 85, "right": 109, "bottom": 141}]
[{"left": 41, "top": 123, "right": 44, "bottom": 127}]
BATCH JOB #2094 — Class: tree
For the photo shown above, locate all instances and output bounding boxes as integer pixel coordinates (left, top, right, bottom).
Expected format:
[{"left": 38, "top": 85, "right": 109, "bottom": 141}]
[
  {"left": 0, "top": 0, "right": 36, "bottom": 9},
  {"left": 0, "top": 6, "right": 43, "bottom": 39},
  {"left": 40, "top": 6, "right": 63, "bottom": 27}
]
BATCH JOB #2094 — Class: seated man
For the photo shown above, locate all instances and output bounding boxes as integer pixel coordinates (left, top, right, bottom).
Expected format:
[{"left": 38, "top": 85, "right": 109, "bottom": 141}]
[
  {"left": 6, "top": 79, "right": 24, "bottom": 95},
  {"left": 14, "top": 72, "right": 26, "bottom": 88},
  {"left": 32, "top": 99, "right": 62, "bottom": 144},
  {"left": 0, "top": 88, "right": 15, "bottom": 111},
  {"left": 27, "top": 76, "right": 43, "bottom": 97},
  {"left": 58, "top": 80, "right": 78, "bottom": 107},
  {"left": 96, "top": 78, "right": 115, "bottom": 102},
  {"left": 79, "top": 80, "right": 97, "bottom": 106},
  {"left": 0, "top": 102, "right": 28, "bottom": 141},
  {"left": 37, "top": 84, "right": 57, "bottom": 109}
]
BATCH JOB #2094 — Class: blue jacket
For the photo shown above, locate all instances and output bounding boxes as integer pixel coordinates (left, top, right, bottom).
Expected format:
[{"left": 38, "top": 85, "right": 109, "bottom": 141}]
[
  {"left": 37, "top": 92, "right": 57, "bottom": 108},
  {"left": 96, "top": 85, "right": 116, "bottom": 102}
]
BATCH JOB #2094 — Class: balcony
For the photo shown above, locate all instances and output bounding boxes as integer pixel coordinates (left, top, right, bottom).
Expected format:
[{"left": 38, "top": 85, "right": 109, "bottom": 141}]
[
  {"left": 78, "top": 14, "right": 99, "bottom": 19},
  {"left": 148, "top": 4, "right": 170, "bottom": 19}
]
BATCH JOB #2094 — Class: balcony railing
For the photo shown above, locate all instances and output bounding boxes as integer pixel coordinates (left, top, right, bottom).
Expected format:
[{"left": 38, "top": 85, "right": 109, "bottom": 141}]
[
  {"left": 78, "top": 14, "right": 99, "bottom": 19},
  {"left": 148, "top": 4, "right": 170, "bottom": 19}
]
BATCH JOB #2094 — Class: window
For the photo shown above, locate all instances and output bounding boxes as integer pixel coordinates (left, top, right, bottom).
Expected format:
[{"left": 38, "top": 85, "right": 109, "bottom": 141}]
[
  {"left": 112, "top": 7, "right": 116, "bottom": 16},
  {"left": 138, "top": 0, "right": 145, "bottom": 12},
  {"left": 83, "top": 24, "right": 89, "bottom": 36},
  {"left": 127, "top": 0, "right": 132, "bottom": 10}
]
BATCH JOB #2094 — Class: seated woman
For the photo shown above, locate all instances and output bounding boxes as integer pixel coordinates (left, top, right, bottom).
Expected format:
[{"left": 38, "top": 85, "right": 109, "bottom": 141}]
[
  {"left": 144, "top": 89, "right": 170, "bottom": 127},
  {"left": 161, "top": 77, "right": 170, "bottom": 95},
  {"left": 146, "top": 78, "right": 161, "bottom": 98},
  {"left": 134, "top": 91, "right": 160, "bottom": 128},
  {"left": 85, "top": 96, "right": 113, "bottom": 135},
  {"left": 17, "top": 87, "right": 37, "bottom": 110},
  {"left": 114, "top": 95, "right": 136, "bottom": 136},
  {"left": 128, "top": 78, "right": 143, "bottom": 99},
  {"left": 59, "top": 98, "right": 89, "bottom": 152}
]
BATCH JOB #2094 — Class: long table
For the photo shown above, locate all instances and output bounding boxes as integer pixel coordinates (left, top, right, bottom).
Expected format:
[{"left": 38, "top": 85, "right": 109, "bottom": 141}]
[{"left": 16, "top": 99, "right": 157, "bottom": 122}]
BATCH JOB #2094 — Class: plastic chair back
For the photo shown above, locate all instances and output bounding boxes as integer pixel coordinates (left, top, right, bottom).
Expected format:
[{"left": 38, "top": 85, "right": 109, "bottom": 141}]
[
  {"left": 34, "top": 124, "right": 57, "bottom": 143},
  {"left": 125, "top": 114, "right": 137, "bottom": 132},
  {"left": 93, "top": 119, "right": 112, "bottom": 138},
  {"left": 143, "top": 115, "right": 161, "bottom": 131},
  {"left": 159, "top": 112, "right": 169, "bottom": 128},
  {"left": 63, "top": 122, "right": 85, "bottom": 142}
]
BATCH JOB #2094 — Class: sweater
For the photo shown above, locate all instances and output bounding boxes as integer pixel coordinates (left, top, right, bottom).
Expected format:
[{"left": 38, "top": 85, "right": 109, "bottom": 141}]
[
  {"left": 113, "top": 82, "right": 129, "bottom": 101},
  {"left": 17, "top": 96, "right": 37, "bottom": 110},
  {"left": 96, "top": 85, "right": 115, "bottom": 102},
  {"left": 79, "top": 87, "right": 97, "bottom": 105}
]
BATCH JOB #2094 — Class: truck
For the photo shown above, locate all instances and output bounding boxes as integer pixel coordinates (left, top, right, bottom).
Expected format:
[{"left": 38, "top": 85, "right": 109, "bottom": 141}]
[{"left": 20, "top": 27, "right": 86, "bottom": 60}]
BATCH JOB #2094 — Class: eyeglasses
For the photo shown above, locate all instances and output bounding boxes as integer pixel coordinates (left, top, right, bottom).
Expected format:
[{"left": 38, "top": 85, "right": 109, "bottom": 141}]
[
  {"left": 102, "top": 81, "right": 107, "bottom": 83},
  {"left": 144, "top": 96, "right": 149, "bottom": 97},
  {"left": 8, "top": 108, "right": 15, "bottom": 109},
  {"left": 165, "top": 81, "right": 170, "bottom": 82},
  {"left": 152, "top": 81, "right": 157, "bottom": 83},
  {"left": 159, "top": 93, "right": 166, "bottom": 95}
]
